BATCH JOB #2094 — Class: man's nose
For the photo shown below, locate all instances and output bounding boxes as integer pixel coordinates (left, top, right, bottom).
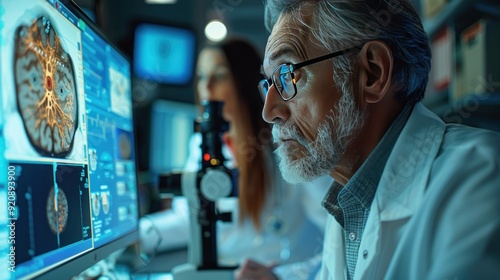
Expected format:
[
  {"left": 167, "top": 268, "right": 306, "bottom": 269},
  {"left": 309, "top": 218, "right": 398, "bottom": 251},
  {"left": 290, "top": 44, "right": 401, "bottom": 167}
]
[{"left": 262, "top": 84, "right": 290, "bottom": 124}]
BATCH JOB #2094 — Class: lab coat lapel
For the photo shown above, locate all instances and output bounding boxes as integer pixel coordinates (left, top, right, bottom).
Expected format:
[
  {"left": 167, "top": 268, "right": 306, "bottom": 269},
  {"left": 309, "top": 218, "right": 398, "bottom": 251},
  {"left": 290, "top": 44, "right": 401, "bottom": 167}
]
[
  {"left": 354, "top": 103, "right": 446, "bottom": 280},
  {"left": 377, "top": 103, "right": 445, "bottom": 221}
]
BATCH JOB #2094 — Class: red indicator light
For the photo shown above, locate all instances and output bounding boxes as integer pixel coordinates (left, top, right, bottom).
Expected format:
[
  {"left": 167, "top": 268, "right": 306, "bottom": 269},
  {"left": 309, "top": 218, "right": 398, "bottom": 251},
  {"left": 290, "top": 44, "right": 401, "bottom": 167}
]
[{"left": 203, "top": 153, "right": 211, "bottom": 161}]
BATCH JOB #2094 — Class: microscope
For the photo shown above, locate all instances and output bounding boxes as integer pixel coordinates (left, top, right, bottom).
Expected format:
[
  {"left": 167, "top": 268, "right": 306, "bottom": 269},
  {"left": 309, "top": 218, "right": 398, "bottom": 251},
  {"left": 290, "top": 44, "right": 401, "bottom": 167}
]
[{"left": 172, "top": 101, "right": 237, "bottom": 280}]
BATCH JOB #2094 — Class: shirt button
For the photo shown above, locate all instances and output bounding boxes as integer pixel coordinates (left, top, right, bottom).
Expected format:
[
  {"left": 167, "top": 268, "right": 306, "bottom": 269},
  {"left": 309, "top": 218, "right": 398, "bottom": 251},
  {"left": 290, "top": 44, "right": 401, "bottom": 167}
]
[
  {"left": 349, "top": 232, "right": 356, "bottom": 241},
  {"left": 363, "top": 250, "right": 368, "bottom": 259}
]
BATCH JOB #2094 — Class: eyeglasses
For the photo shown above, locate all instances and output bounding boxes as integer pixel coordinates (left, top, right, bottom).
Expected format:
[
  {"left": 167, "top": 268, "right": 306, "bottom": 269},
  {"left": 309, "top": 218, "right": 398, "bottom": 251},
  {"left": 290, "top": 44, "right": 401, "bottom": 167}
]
[{"left": 258, "top": 46, "right": 359, "bottom": 101}]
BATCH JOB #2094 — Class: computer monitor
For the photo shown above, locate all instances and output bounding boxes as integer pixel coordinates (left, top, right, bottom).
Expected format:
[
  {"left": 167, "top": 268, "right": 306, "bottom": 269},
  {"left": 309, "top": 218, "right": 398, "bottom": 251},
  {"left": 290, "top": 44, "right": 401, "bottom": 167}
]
[
  {"left": 149, "top": 99, "right": 197, "bottom": 175},
  {"left": 0, "top": 0, "right": 139, "bottom": 279},
  {"left": 133, "top": 22, "right": 197, "bottom": 86}
]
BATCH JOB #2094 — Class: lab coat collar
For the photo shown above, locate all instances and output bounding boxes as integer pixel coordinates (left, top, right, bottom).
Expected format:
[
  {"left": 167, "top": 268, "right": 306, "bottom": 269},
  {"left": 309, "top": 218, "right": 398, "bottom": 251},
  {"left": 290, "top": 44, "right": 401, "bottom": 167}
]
[
  {"left": 375, "top": 103, "right": 446, "bottom": 221},
  {"left": 353, "top": 103, "right": 446, "bottom": 280}
]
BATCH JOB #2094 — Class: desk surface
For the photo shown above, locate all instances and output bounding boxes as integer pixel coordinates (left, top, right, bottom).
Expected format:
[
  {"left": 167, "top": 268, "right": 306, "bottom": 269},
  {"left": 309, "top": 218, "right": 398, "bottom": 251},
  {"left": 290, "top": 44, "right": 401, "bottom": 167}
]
[
  {"left": 131, "top": 273, "right": 173, "bottom": 280},
  {"left": 112, "top": 246, "right": 187, "bottom": 279},
  {"left": 139, "top": 247, "right": 188, "bottom": 273}
]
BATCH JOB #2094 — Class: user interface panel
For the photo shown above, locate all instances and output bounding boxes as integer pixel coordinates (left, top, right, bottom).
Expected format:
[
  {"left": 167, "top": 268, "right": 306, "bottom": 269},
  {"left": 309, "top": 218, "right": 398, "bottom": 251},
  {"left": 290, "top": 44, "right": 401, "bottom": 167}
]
[{"left": 0, "top": 0, "right": 138, "bottom": 278}]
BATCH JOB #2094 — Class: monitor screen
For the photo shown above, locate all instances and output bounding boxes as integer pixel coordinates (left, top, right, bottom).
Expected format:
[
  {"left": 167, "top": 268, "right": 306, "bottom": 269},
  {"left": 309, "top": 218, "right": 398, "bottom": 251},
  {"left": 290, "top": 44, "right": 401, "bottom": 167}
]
[
  {"left": 0, "top": 0, "right": 139, "bottom": 279},
  {"left": 133, "top": 22, "right": 196, "bottom": 85},
  {"left": 149, "top": 100, "right": 197, "bottom": 175}
]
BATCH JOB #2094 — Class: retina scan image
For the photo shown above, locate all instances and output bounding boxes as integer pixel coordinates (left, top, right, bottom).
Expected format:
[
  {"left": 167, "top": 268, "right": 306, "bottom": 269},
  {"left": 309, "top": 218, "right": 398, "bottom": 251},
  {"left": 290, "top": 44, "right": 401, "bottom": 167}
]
[{"left": 14, "top": 15, "right": 78, "bottom": 158}]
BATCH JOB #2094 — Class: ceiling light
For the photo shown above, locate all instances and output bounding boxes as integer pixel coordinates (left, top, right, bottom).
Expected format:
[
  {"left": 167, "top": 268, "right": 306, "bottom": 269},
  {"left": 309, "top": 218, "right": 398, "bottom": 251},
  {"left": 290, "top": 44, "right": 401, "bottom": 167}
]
[
  {"left": 145, "top": 0, "right": 177, "bottom": 4},
  {"left": 205, "top": 20, "right": 227, "bottom": 42}
]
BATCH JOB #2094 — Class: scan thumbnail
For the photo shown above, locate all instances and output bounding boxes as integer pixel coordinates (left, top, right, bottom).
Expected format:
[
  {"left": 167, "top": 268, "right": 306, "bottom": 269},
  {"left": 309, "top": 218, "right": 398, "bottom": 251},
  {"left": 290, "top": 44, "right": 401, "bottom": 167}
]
[
  {"left": 14, "top": 15, "right": 78, "bottom": 158},
  {"left": 116, "top": 128, "right": 133, "bottom": 160},
  {"left": 10, "top": 162, "right": 91, "bottom": 263}
]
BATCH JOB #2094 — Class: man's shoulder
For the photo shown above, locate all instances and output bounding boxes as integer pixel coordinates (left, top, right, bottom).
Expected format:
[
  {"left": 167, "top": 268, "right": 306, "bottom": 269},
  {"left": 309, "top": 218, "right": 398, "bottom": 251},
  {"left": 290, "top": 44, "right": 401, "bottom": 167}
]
[
  {"left": 439, "top": 124, "right": 500, "bottom": 159},
  {"left": 426, "top": 124, "right": 500, "bottom": 195},
  {"left": 444, "top": 123, "right": 500, "bottom": 141}
]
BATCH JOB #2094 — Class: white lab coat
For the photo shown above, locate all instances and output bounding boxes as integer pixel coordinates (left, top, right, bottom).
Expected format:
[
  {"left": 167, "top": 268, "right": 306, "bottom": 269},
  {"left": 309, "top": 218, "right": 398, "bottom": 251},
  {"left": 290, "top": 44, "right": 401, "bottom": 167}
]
[{"left": 317, "top": 103, "right": 500, "bottom": 280}]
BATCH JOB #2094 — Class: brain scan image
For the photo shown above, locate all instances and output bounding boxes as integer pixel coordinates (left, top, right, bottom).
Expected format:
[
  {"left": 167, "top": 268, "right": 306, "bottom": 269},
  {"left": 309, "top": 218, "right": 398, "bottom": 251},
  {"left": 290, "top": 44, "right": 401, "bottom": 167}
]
[
  {"left": 46, "top": 186, "right": 69, "bottom": 234},
  {"left": 89, "top": 149, "right": 98, "bottom": 171},
  {"left": 14, "top": 15, "right": 78, "bottom": 158},
  {"left": 92, "top": 193, "right": 101, "bottom": 216},
  {"left": 102, "top": 192, "right": 110, "bottom": 215},
  {"left": 118, "top": 132, "right": 132, "bottom": 160}
]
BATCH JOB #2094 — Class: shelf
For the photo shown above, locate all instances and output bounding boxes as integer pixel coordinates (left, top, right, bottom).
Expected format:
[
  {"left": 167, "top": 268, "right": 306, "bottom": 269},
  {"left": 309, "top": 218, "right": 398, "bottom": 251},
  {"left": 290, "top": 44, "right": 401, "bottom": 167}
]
[
  {"left": 423, "top": 0, "right": 472, "bottom": 37},
  {"left": 423, "top": 0, "right": 500, "bottom": 36},
  {"left": 418, "top": 0, "right": 500, "bottom": 131},
  {"left": 474, "top": 1, "right": 500, "bottom": 18}
]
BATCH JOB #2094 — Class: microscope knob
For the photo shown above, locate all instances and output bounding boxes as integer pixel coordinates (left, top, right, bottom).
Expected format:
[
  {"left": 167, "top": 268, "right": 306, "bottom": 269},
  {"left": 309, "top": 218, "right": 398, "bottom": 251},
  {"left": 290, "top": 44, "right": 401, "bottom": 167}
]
[{"left": 200, "top": 169, "right": 232, "bottom": 201}]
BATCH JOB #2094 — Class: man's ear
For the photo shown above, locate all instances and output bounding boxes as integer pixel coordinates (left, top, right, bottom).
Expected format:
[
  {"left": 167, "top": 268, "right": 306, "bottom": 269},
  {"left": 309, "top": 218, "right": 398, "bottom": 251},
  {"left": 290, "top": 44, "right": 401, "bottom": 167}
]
[{"left": 358, "top": 41, "right": 393, "bottom": 104}]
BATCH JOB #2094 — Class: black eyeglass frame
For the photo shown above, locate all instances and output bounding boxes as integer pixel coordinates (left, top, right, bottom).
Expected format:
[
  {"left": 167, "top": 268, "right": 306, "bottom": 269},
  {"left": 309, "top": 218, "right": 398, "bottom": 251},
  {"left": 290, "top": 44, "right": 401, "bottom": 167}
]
[{"left": 259, "top": 46, "right": 360, "bottom": 101}]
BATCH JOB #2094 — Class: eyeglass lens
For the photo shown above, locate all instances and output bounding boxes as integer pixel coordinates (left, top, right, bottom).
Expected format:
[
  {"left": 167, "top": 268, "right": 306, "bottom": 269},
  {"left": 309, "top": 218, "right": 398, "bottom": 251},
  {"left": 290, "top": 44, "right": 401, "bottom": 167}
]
[
  {"left": 259, "top": 65, "right": 296, "bottom": 100},
  {"left": 276, "top": 65, "right": 295, "bottom": 100}
]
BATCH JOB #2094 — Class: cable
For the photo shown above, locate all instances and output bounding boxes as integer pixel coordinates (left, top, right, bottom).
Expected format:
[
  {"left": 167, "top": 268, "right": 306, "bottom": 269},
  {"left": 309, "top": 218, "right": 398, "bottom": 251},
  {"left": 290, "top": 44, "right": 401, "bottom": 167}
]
[{"left": 132, "top": 214, "right": 163, "bottom": 280}]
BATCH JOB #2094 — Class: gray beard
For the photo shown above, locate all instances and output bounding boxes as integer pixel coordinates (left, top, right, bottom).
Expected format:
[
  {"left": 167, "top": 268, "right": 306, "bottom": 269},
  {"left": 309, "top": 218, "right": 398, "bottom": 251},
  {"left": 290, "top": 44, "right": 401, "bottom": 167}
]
[{"left": 273, "top": 91, "right": 365, "bottom": 184}]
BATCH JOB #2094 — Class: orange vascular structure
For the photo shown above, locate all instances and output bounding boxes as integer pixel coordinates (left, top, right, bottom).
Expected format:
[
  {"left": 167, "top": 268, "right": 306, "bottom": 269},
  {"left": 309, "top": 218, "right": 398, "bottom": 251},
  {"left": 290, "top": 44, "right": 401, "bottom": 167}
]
[{"left": 14, "top": 16, "right": 77, "bottom": 157}]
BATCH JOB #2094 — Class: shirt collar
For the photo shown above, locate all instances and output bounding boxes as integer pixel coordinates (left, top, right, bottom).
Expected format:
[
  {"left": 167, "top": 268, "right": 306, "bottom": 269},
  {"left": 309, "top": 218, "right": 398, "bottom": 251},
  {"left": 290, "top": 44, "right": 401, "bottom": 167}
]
[{"left": 322, "top": 103, "right": 414, "bottom": 222}]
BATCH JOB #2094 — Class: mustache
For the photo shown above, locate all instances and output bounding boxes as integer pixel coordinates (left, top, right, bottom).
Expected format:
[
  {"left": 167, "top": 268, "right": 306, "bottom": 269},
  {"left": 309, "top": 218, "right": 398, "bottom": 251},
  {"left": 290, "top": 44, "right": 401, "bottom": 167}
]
[{"left": 272, "top": 122, "right": 310, "bottom": 147}]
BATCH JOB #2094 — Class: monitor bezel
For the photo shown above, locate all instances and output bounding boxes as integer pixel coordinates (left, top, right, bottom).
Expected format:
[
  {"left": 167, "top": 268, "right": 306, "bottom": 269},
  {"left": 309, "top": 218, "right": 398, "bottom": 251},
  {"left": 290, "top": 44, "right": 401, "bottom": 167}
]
[
  {"left": 22, "top": 0, "right": 141, "bottom": 278},
  {"left": 35, "top": 231, "right": 138, "bottom": 279}
]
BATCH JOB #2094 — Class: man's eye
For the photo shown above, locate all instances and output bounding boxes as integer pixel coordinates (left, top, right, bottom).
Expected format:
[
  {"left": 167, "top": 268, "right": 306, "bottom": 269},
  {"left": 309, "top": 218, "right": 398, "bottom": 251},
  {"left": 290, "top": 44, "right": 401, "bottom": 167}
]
[{"left": 281, "top": 72, "right": 292, "bottom": 83}]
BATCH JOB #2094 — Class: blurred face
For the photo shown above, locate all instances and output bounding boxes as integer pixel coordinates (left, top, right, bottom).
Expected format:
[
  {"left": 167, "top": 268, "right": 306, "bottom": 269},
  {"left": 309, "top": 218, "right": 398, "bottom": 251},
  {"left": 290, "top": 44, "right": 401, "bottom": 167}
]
[
  {"left": 262, "top": 15, "right": 364, "bottom": 184},
  {"left": 196, "top": 48, "right": 238, "bottom": 123}
]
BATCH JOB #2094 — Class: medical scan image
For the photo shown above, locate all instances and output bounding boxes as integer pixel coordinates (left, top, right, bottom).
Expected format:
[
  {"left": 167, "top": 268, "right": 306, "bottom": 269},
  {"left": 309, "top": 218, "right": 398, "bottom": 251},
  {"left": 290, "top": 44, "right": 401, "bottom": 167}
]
[
  {"left": 46, "top": 185, "right": 69, "bottom": 234},
  {"left": 14, "top": 15, "right": 78, "bottom": 158}
]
